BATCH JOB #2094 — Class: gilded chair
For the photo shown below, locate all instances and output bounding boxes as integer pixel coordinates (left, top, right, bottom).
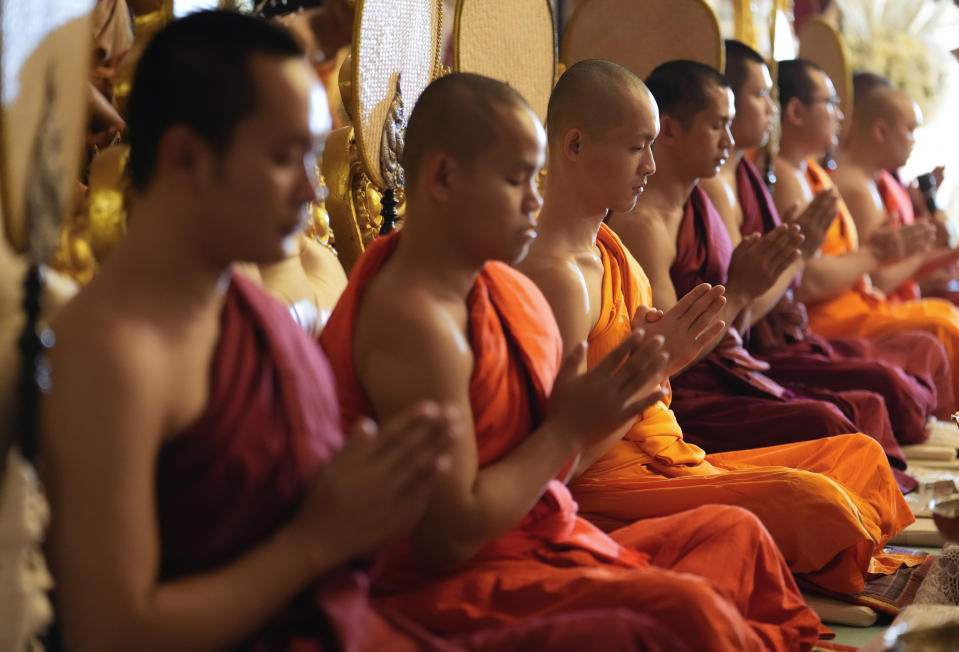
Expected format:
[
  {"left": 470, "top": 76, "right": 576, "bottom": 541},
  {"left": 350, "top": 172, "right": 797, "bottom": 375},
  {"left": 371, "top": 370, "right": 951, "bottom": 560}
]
[
  {"left": 322, "top": 0, "right": 443, "bottom": 274},
  {"left": 562, "top": 0, "right": 723, "bottom": 81}
]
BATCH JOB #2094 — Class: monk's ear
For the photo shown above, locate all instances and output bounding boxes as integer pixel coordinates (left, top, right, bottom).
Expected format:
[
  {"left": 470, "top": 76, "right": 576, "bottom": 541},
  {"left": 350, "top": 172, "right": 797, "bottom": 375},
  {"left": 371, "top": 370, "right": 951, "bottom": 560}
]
[
  {"left": 561, "top": 127, "right": 584, "bottom": 161},
  {"left": 872, "top": 118, "right": 888, "bottom": 144},
  {"left": 782, "top": 98, "right": 804, "bottom": 128},
  {"left": 423, "top": 151, "right": 454, "bottom": 202},
  {"left": 658, "top": 115, "right": 678, "bottom": 143},
  {"left": 154, "top": 124, "right": 214, "bottom": 191}
]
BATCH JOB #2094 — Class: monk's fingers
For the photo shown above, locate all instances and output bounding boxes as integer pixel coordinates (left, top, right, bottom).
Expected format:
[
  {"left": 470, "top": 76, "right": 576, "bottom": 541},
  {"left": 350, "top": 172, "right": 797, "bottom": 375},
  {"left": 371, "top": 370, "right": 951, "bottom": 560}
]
[
  {"left": 686, "top": 292, "right": 726, "bottom": 336},
  {"left": 619, "top": 383, "right": 669, "bottom": 422},
  {"left": 770, "top": 247, "right": 802, "bottom": 279},
  {"left": 556, "top": 341, "right": 588, "bottom": 385},
  {"left": 781, "top": 201, "right": 801, "bottom": 224},
  {"left": 691, "top": 319, "right": 726, "bottom": 349},
  {"left": 802, "top": 193, "right": 838, "bottom": 230},
  {"left": 666, "top": 283, "right": 711, "bottom": 322},
  {"left": 614, "top": 337, "right": 667, "bottom": 397},
  {"left": 374, "top": 404, "right": 456, "bottom": 463},
  {"left": 390, "top": 429, "right": 454, "bottom": 496},
  {"left": 735, "top": 232, "right": 761, "bottom": 254},
  {"left": 631, "top": 305, "right": 664, "bottom": 330},
  {"left": 590, "top": 331, "right": 644, "bottom": 379}
]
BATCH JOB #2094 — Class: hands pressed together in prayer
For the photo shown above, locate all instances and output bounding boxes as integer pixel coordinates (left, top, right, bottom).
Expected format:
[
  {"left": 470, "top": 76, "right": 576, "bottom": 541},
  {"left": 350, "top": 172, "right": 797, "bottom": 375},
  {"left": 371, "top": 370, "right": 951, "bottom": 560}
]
[
  {"left": 289, "top": 402, "right": 459, "bottom": 569},
  {"left": 781, "top": 188, "right": 839, "bottom": 259},
  {"left": 547, "top": 331, "right": 670, "bottom": 452},
  {"left": 727, "top": 223, "right": 805, "bottom": 299},
  {"left": 631, "top": 283, "right": 726, "bottom": 376},
  {"left": 867, "top": 220, "right": 937, "bottom": 263}
]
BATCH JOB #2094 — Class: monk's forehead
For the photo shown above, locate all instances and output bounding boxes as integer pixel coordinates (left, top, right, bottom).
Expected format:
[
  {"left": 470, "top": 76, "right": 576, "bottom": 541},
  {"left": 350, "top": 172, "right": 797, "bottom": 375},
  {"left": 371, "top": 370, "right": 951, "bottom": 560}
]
[{"left": 485, "top": 103, "right": 543, "bottom": 156}]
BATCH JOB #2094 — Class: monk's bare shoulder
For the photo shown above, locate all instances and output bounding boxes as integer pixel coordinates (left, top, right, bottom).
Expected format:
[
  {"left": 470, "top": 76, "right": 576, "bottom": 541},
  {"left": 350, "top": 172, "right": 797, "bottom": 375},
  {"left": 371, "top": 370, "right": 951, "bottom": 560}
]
[
  {"left": 608, "top": 209, "right": 675, "bottom": 276},
  {"left": 771, "top": 157, "right": 811, "bottom": 214},
  {"left": 353, "top": 279, "right": 472, "bottom": 416},
  {"left": 833, "top": 168, "right": 884, "bottom": 235},
  {"left": 42, "top": 285, "right": 177, "bottom": 471},
  {"left": 608, "top": 208, "right": 680, "bottom": 307},
  {"left": 699, "top": 177, "right": 742, "bottom": 244},
  {"left": 518, "top": 252, "right": 595, "bottom": 348}
]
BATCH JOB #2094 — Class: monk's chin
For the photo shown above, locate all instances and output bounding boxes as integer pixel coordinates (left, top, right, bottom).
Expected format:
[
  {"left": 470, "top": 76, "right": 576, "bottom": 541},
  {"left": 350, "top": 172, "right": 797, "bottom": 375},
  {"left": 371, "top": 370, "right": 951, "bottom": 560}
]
[
  {"left": 611, "top": 196, "right": 640, "bottom": 214},
  {"left": 509, "top": 241, "right": 535, "bottom": 265}
]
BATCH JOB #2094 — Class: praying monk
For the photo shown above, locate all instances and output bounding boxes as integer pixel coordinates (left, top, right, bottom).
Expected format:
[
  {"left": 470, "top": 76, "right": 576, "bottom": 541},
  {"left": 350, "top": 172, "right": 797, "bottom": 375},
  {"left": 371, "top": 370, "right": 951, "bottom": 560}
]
[
  {"left": 700, "top": 41, "right": 953, "bottom": 449},
  {"left": 773, "top": 58, "right": 959, "bottom": 405},
  {"left": 606, "top": 60, "right": 913, "bottom": 488},
  {"left": 321, "top": 72, "right": 823, "bottom": 651},
  {"left": 834, "top": 72, "right": 959, "bottom": 304},
  {"left": 38, "top": 13, "right": 686, "bottom": 652},
  {"left": 520, "top": 58, "right": 914, "bottom": 597}
]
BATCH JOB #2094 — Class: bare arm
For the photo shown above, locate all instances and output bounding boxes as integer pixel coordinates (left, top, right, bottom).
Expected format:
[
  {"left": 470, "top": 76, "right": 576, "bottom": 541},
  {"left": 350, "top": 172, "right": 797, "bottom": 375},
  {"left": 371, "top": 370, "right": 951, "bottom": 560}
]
[
  {"left": 357, "top": 301, "right": 666, "bottom": 569},
  {"left": 43, "top": 323, "right": 450, "bottom": 652}
]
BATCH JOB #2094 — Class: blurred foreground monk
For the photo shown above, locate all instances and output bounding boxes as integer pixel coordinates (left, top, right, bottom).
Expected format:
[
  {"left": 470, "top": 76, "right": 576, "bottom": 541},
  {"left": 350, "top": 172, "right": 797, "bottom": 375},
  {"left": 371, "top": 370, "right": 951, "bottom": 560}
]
[
  {"left": 702, "top": 42, "right": 954, "bottom": 448},
  {"left": 605, "top": 60, "right": 918, "bottom": 493},
  {"left": 774, "top": 59, "right": 959, "bottom": 404},
  {"left": 321, "top": 72, "right": 823, "bottom": 651},
  {"left": 520, "top": 58, "right": 914, "bottom": 598},
  {"left": 39, "top": 13, "right": 686, "bottom": 651}
]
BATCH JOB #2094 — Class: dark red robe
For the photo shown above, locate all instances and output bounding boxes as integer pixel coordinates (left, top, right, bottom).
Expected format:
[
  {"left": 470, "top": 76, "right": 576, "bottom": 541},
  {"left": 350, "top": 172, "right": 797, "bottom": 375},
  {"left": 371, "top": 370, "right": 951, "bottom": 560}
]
[
  {"left": 155, "top": 275, "right": 689, "bottom": 652},
  {"left": 668, "top": 185, "right": 916, "bottom": 491},
  {"left": 738, "top": 157, "right": 954, "bottom": 443}
]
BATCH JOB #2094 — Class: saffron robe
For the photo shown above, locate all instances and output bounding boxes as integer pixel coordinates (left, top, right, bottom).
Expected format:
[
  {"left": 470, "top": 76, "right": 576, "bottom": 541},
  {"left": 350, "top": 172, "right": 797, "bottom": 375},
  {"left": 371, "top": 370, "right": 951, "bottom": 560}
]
[
  {"left": 737, "top": 157, "right": 952, "bottom": 446},
  {"left": 157, "top": 276, "right": 691, "bottom": 652},
  {"left": 320, "top": 232, "right": 822, "bottom": 652},
  {"left": 804, "top": 158, "right": 959, "bottom": 405},
  {"left": 666, "top": 186, "right": 912, "bottom": 488},
  {"left": 571, "top": 224, "right": 915, "bottom": 596}
]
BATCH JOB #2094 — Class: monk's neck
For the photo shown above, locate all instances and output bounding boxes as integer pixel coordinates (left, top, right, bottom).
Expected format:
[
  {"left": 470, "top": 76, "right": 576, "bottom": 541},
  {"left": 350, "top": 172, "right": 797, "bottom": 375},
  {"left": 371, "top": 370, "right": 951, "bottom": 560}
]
[
  {"left": 777, "top": 132, "right": 815, "bottom": 169},
  {"left": 718, "top": 150, "right": 743, "bottom": 185},
  {"left": 390, "top": 213, "right": 481, "bottom": 300},
  {"left": 836, "top": 142, "right": 882, "bottom": 181},
  {"left": 642, "top": 170, "right": 697, "bottom": 215},
  {"left": 537, "top": 171, "right": 608, "bottom": 252},
  {"left": 106, "top": 199, "right": 231, "bottom": 313}
]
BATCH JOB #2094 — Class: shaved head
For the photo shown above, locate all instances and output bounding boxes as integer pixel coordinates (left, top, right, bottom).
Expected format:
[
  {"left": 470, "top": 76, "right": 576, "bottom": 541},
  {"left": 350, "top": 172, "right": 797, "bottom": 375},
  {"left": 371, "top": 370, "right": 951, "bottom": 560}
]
[
  {"left": 403, "top": 72, "right": 531, "bottom": 190},
  {"left": 851, "top": 73, "right": 915, "bottom": 136},
  {"left": 547, "top": 59, "right": 652, "bottom": 145}
]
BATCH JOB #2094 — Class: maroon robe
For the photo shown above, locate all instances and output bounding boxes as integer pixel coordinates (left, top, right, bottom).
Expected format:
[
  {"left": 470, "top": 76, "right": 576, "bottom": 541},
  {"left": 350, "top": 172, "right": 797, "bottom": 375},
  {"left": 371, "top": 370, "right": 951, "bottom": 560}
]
[
  {"left": 738, "top": 157, "right": 954, "bottom": 442},
  {"left": 668, "top": 186, "right": 915, "bottom": 491},
  {"left": 155, "top": 274, "right": 687, "bottom": 652}
]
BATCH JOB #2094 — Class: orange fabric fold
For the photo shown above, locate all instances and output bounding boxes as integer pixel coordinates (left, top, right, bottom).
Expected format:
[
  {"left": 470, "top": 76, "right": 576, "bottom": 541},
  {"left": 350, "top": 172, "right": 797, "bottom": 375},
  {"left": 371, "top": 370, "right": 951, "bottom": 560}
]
[
  {"left": 320, "top": 232, "right": 822, "bottom": 652},
  {"left": 806, "top": 158, "right": 959, "bottom": 402},
  {"left": 570, "top": 224, "right": 915, "bottom": 596}
]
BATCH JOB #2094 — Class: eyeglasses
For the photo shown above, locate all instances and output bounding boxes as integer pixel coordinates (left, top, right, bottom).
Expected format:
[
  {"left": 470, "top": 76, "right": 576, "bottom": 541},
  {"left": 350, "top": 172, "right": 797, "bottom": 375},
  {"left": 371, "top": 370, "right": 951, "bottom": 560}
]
[{"left": 805, "top": 96, "right": 842, "bottom": 109}]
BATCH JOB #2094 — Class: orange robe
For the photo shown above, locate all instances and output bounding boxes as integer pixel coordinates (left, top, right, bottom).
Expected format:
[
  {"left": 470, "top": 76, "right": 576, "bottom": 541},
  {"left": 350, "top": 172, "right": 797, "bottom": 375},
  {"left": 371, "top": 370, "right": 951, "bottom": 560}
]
[
  {"left": 570, "top": 224, "right": 915, "bottom": 596},
  {"left": 320, "top": 232, "right": 822, "bottom": 652},
  {"left": 804, "top": 158, "right": 959, "bottom": 403}
]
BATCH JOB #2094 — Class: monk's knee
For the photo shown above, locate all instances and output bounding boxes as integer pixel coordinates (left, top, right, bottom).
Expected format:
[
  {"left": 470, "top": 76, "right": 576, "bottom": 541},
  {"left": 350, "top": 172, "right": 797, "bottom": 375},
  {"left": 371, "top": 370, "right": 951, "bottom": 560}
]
[
  {"left": 834, "top": 432, "right": 886, "bottom": 461},
  {"left": 801, "top": 401, "right": 853, "bottom": 434},
  {"left": 692, "top": 504, "right": 765, "bottom": 536}
]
